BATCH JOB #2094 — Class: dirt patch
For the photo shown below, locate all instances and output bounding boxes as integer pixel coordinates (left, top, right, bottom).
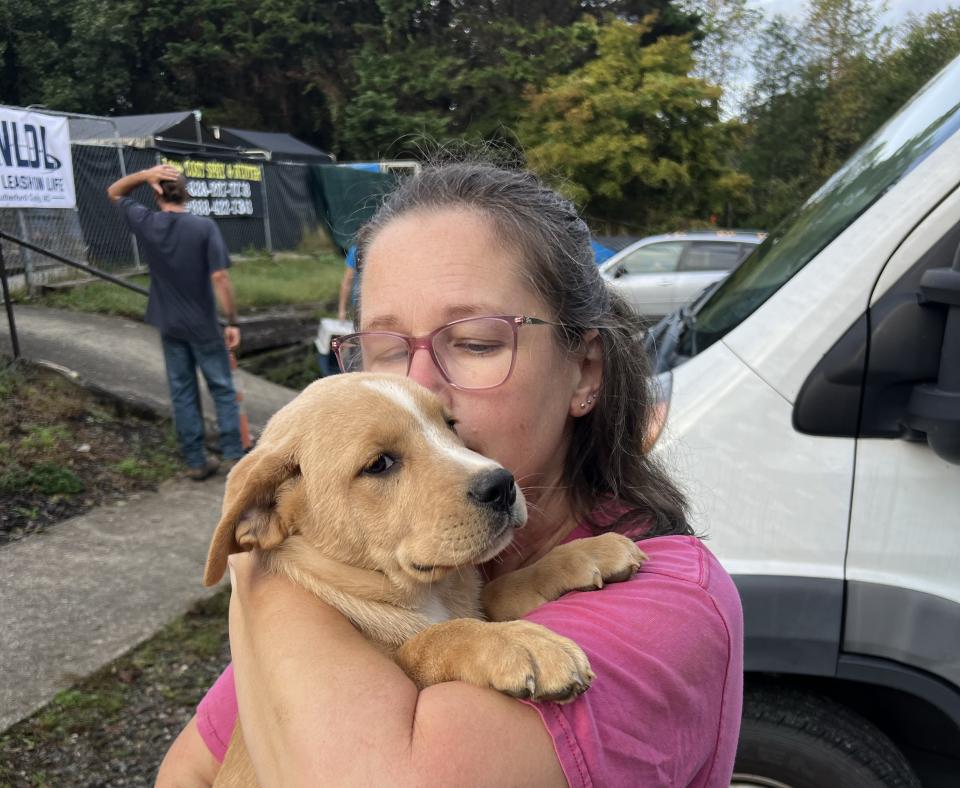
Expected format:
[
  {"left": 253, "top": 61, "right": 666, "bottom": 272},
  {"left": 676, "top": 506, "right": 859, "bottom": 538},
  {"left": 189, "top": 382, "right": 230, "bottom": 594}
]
[
  {"left": 0, "top": 359, "right": 181, "bottom": 544},
  {"left": 0, "top": 591, "right": 230, "bottom": 786}
]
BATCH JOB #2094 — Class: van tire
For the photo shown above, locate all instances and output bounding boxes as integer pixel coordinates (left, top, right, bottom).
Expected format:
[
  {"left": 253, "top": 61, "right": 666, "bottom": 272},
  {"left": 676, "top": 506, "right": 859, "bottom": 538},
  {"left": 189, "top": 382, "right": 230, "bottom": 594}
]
[{"left": 732, "top": 685, "right": 920, "bottom": 788}]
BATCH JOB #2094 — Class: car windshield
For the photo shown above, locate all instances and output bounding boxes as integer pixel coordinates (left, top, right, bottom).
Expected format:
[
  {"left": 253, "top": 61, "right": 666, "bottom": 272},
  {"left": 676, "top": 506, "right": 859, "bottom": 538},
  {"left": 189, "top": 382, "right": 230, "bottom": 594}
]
[{"left": 678, "top": 55, "right": 960, "bottom": 358}]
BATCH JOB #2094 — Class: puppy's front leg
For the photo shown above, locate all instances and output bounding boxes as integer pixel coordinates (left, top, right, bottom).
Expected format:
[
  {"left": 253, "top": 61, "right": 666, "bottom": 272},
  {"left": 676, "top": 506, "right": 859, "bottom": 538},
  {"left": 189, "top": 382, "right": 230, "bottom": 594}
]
[
  {"left": 482, "top": 532, "right": 647, "bottom": 621},
  {"left": 396, "top": 619, "right": 593, "bottom": 703}
]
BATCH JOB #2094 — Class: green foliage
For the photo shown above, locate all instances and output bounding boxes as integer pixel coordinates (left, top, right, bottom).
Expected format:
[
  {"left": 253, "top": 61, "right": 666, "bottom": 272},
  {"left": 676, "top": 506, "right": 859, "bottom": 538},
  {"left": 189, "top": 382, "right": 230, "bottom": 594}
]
[
  {"left": 520, "top": 19, "right": 749, "bottom": 232},
  {"left": 0, "top": 0, "right": 697, "bottom": 159},
  {"left": 0, "top": 462, "right": 85, "bottom": 495},
  {"left": 734, "top": 1, "right": 960, "bottom": 231}
]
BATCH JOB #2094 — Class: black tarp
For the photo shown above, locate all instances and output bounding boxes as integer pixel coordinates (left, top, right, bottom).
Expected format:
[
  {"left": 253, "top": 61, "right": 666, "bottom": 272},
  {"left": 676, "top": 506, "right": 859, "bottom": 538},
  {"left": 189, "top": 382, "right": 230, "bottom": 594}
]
[{"left": 265, "top": 163, "right": 320, "bottom": 250}]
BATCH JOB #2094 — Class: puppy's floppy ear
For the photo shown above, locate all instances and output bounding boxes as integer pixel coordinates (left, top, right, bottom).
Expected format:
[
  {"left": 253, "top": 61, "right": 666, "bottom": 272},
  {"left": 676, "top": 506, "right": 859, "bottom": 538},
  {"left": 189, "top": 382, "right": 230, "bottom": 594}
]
[{"left": 202, "top": 442, "right": 301, "bottom": 587}]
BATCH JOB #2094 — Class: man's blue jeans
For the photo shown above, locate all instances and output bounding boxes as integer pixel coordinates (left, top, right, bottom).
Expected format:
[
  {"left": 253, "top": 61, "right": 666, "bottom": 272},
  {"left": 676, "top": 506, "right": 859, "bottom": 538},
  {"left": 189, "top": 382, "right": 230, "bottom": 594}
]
[{"left": 161, "top": 334, "right": 244, "bottom": 468}]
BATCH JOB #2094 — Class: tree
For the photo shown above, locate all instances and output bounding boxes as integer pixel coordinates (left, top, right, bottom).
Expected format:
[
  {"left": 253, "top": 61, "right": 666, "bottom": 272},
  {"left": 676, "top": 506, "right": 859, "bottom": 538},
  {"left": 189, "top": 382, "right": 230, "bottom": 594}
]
[
  {"left": 682, "top": 0, "right": 763, "bottom": 118},
  {"left": 519, "top": 18, "right": 749, "bottom": 232}
]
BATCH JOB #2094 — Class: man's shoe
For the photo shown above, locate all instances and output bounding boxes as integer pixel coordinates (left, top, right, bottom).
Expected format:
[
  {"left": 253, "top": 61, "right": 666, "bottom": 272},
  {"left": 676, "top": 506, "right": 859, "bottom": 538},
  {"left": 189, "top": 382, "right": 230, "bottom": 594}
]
[{"left": 186, "top": 458, "right": 220, "bottom": 481}]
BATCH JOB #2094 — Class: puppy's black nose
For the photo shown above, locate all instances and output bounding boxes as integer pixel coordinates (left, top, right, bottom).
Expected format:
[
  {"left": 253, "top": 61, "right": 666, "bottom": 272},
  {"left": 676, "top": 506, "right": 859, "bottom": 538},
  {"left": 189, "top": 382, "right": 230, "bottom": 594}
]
[{"left": 468, "top": 468, "right": 517, "bottom": 513}]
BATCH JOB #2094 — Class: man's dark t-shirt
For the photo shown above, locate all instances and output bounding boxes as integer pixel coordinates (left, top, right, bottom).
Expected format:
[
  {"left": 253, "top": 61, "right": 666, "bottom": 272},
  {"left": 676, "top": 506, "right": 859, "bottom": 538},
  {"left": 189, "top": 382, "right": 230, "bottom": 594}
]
[{"left": 119, "top": 197, "right": 230, "bottom": 342}]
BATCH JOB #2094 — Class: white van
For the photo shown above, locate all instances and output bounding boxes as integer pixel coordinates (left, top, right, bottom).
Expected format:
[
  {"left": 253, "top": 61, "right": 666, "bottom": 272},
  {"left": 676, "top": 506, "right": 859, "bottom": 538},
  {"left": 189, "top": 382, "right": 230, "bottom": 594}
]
[{"left": 646, "top": 56, "right": 960, "bottom": 786}]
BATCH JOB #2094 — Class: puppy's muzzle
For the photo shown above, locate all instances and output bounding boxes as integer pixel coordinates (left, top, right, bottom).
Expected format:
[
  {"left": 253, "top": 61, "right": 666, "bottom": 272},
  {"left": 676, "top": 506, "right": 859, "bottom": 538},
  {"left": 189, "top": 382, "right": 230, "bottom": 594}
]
[{"left": 468, "top": 468, "right": 518, "bottom": 516}]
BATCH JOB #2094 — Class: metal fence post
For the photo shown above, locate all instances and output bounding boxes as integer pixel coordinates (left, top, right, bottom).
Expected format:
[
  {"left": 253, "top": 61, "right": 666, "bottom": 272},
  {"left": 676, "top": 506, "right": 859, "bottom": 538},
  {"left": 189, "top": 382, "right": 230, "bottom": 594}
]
[
  {"left": 15, "top": 210, "right": 33, "bottom": 294},
  {"left": 260, "top": 163, "right": 273, "bottom": 255},
  {"left": 0, "top": 243, "right": 20, "bottom": 359},
  {"left": 117, "top": 142, "right": 142, "bottom": 269}
]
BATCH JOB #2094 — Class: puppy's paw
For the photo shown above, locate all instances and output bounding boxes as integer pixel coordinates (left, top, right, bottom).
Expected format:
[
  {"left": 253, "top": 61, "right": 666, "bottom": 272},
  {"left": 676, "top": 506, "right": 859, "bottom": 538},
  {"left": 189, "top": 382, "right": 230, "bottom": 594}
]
[
  {"left": 473, "top": 621, "right": 594, "bottom": 703},
  {"left": 483, "top": 533, "right": 647, "bottom": 621},
  {"left": 550, "top": 532, "right": 647, "bottom": 592}
]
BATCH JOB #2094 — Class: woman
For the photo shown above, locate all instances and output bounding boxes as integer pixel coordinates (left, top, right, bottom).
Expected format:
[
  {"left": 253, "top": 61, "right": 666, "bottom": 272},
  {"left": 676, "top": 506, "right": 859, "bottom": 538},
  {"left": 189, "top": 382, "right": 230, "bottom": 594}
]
[{"left": 157, "top": 161, "right": 743, "bottom": 787}]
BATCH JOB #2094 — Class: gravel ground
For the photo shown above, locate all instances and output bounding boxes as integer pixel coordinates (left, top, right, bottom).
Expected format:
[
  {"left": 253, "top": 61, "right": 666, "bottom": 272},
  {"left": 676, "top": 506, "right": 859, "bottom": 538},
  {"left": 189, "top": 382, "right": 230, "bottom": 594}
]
[{"left": 0, "top": 592, "right": 231, "bottom": 787}]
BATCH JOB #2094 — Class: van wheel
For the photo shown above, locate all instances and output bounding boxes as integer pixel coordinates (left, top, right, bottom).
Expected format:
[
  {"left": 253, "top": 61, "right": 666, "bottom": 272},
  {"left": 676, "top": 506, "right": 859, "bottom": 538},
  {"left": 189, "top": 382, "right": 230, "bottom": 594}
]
[{"left": 731, "top": 685, "right": 920, "bottom": 788}]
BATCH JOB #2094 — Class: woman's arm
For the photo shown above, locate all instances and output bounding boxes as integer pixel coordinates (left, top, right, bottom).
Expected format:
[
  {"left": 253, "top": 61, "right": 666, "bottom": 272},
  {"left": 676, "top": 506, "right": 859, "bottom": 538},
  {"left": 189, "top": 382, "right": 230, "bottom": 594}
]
[
  {"left": 227, "top": 553, "right": 567, "bottom": 788},
  {"left": 155, "top": 714, "right": 221, "bottom": 788}
]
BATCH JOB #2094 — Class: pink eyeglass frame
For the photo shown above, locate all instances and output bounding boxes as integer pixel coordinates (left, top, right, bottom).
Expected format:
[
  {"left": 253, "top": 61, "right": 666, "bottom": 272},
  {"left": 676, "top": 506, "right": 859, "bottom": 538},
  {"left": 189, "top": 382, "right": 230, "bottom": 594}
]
[{"left": 331, "top": 314, "right": 554, "bottom": 391}]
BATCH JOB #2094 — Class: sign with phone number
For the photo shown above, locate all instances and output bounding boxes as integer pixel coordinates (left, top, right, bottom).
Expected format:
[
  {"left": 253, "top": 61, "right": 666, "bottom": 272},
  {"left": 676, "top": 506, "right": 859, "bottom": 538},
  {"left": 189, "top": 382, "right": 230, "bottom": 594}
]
[{"left": 161, "top": 157, "right": 263, "bottom": 219}]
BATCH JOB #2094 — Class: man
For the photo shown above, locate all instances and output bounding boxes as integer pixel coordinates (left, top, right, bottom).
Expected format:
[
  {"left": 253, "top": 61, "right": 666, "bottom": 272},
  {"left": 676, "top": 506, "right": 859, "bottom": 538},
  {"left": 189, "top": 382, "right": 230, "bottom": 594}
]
[{"left": 107, "top": 164, "right": 244, "bottom": 480}]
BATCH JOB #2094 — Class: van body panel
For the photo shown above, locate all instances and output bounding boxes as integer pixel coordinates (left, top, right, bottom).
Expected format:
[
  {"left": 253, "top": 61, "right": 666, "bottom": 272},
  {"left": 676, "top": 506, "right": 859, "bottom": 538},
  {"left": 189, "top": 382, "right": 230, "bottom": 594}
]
[
  {"left": 847, "top": 440, "right": 960, "bottom": 603},
  {"left": 724, "top": 134, "right": 960, "bottom": 404},
  {"left": 659, "top": 342, "right": 853, "bottom": 578},
  {"left": 844, "top": 581, "right": 960, "bottom": 686},
  {"left": 870, "top": 185, "right": 960, "bottom": 306},
  {"left": 735, "top": 575, "right": 842, "bottom": 675}
]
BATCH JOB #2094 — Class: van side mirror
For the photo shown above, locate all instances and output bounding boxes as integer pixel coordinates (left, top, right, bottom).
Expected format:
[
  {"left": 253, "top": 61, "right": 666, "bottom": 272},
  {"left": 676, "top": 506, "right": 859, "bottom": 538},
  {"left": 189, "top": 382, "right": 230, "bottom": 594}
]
[
  {"left": 794, "top": 228, "right": 960, "bottom": 464},
  {"left": 613, "top": 265, "right": 627, "bottom": 279},
  {"left": 905, "top": 245, "right": 960, "bottom": 463}
]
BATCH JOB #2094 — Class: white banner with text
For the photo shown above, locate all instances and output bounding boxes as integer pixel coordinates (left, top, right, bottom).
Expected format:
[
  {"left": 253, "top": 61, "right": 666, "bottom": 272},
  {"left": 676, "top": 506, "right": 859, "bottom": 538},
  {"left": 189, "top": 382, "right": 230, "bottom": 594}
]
[{"left": 0, "top": 107, "right": 77, "bottom": 209}]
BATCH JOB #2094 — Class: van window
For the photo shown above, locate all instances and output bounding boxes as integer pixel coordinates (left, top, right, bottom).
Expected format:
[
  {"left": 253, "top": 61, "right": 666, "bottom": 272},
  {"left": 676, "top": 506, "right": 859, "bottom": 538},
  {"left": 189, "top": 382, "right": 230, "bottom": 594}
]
[{"left": 679, "top": 55, "right": 960, "bottom": 358}]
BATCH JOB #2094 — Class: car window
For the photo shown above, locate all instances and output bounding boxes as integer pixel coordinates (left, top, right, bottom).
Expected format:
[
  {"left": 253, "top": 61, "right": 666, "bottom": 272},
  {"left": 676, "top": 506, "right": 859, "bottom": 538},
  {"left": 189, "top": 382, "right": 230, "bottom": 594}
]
[
  {"left": 681, "top": 242, "right": 744, "bottom": 272},
  {"left": 619, "top": 241, "right": 685, "bottom": 274}
]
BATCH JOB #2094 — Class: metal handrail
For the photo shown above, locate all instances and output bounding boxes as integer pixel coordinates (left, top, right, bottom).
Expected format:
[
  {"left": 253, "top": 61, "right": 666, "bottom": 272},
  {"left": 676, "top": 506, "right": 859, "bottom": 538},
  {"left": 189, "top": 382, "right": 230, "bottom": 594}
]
[{"left": 0, "top": 229, "right": 149, "bottom": 359}]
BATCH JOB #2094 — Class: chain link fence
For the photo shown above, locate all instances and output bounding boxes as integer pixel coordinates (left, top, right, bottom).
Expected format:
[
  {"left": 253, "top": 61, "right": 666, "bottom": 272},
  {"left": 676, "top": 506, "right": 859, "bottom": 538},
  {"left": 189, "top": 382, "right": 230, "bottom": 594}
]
[{"left": 1, "top": 109, "right": 330, "bottom": 293}]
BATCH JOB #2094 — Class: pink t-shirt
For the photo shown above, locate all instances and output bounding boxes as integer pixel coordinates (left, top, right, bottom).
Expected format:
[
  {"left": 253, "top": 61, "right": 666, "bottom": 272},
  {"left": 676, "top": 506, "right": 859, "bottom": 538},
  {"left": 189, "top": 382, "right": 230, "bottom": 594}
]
[{"left": 197, "top": 530, "right": 743, "bottom": 787}]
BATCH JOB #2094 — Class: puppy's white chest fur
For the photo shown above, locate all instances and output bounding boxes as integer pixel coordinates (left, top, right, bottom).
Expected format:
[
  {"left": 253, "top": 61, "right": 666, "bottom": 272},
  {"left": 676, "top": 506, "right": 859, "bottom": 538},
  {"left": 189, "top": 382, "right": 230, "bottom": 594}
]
[{"left": 421, "top": 591, "right": 453, "bottom": 625}]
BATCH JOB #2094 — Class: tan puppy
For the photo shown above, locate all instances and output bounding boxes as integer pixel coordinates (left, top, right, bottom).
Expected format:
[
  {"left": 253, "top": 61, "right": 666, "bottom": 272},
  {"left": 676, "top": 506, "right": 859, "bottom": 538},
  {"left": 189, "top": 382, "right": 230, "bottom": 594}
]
[{"left": 203, "top": 373, "right": 645, "bottom": 786}]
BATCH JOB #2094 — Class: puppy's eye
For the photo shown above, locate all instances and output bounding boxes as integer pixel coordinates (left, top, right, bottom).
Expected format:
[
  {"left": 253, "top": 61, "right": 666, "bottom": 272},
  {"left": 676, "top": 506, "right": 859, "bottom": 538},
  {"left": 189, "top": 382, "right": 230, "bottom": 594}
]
[
  {"left": 445, "top": 417, "right": 457, "bottom": 432},
  {"left": 363, "top": 454, "right": 396, "bottom": 475}
]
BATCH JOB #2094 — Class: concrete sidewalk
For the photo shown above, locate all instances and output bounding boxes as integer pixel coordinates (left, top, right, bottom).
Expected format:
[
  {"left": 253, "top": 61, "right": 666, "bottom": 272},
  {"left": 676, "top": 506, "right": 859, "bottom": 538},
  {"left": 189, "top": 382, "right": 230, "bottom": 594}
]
[{"left": 0, "top": 306, "right": 298, "bottom": 731}]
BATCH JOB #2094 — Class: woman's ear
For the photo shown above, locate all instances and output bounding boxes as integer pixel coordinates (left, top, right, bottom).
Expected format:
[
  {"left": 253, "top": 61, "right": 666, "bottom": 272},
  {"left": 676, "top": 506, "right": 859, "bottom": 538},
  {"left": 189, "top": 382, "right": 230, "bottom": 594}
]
[{"left": 569, "top": 329, "right": 603, "bottom": 417}]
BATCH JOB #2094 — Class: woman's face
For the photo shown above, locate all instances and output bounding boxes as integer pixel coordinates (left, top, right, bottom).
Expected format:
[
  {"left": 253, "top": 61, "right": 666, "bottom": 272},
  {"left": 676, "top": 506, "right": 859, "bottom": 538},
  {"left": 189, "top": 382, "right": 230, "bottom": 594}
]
[{"left": 359, "top": 208, "right": 590, "bottom": 494}]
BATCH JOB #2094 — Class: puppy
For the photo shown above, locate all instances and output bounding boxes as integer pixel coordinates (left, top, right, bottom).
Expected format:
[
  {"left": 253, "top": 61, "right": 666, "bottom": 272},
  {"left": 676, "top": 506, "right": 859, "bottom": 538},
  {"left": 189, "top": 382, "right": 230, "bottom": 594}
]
[{"left": 203, "top": 373, "right": 645, "bottom": 786}]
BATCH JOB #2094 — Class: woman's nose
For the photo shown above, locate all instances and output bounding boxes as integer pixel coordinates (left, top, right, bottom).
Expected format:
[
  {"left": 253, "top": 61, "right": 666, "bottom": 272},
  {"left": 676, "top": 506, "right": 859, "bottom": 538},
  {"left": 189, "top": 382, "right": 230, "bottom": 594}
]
[{"left": 407, "top": 346, "right": 447, "bottom": 394}]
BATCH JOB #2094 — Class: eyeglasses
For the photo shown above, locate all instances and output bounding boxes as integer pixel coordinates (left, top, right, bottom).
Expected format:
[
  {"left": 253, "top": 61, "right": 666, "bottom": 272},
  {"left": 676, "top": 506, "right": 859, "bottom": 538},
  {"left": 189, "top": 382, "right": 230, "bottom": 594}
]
[{"left": 332, "top": 315, "right": 555, "bottom": 391}]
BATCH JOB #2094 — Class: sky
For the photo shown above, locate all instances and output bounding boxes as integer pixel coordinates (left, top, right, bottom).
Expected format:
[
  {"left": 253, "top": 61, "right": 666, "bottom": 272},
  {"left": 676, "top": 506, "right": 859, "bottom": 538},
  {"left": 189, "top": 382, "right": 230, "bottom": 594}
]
[{"left": 751, "top": 0, "right": 958, "bottom": 26}]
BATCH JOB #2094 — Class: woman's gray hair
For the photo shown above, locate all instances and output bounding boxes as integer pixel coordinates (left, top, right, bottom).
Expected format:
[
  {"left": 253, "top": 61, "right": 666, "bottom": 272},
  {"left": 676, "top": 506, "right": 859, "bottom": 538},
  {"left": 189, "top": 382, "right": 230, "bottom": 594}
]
[{"left": 355, "top": 161, "right": 691, "bottom": 538}]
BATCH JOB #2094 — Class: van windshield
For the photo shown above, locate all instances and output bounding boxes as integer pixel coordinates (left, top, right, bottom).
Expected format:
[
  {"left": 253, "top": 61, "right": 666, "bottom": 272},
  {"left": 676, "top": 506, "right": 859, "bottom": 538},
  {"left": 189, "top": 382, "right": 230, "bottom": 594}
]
[{"left": 678, "top": 56, "right": 960, "bottom": 358}]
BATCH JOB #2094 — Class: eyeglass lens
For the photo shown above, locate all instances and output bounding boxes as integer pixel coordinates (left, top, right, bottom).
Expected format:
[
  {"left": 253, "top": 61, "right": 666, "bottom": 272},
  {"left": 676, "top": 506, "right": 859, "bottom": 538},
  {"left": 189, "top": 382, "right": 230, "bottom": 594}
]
[{"left": 337, "top": 317, "right": 516, "bottom": 389}]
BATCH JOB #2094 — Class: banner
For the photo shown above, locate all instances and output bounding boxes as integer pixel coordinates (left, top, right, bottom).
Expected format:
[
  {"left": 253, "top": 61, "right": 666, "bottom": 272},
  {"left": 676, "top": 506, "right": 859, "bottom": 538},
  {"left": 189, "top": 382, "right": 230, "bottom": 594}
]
[
  {"left": 161, "top": 156, "right": 263, "bottom": 218},
  {"left": 0, "top": 107, "right": 77, "bottom": 208}
]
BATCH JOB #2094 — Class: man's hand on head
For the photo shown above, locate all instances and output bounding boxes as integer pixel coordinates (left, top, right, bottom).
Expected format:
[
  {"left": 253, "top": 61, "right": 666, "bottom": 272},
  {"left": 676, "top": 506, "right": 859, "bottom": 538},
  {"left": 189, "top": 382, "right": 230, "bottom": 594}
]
[{"left": 145, "top": 165, "right": 183, "bottom": 195}]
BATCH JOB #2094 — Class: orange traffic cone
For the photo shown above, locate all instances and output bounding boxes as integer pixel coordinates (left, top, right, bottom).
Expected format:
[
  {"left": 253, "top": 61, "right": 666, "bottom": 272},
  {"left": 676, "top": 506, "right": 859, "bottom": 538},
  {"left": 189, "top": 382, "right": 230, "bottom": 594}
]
[{"left": 229, "top": 349, "right": 252, "bottom": 450}]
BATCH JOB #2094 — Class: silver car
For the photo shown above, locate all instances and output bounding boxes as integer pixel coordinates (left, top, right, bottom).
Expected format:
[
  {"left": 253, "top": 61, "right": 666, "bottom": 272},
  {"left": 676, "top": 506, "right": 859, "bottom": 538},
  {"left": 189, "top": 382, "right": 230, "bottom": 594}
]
[{"left": 599, "top": 230, "right": 766, "bottom": 318}]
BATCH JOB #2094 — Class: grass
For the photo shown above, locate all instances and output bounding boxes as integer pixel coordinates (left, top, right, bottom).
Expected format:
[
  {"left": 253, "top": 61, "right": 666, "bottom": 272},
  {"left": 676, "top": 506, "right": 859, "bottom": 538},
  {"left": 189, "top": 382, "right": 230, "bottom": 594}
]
[
  {"left": 229, "top": 251, "right": 343, "bottom": 310},
  {"left": 33, "top": 252, "right": 345, "bottom": 317},
  {"left": 112, "top": 451, "right": 180, "bottom": 483}
]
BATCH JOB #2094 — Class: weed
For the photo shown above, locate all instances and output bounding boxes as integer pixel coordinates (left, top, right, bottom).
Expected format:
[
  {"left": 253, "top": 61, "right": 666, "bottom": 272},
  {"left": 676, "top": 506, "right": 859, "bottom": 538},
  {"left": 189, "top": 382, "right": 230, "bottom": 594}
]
[
  {"left": 112, "top": 453, "right": 178, "bottom": 482},
  {"left": 34, "top": 686, "right": 126, "bottom": 735},
  {"left": 27, "top": 463, "right": 85, "bottom": 495},
  {"left": 19, "top": 425, "right": 72, "bottom": 452}
]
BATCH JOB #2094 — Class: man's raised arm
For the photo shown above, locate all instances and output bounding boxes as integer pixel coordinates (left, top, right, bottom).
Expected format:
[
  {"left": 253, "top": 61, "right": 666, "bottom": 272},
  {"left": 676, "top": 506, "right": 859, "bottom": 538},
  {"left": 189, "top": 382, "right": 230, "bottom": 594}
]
[{"left": 106, "top": 165, "right": 181, "bottom": 203}]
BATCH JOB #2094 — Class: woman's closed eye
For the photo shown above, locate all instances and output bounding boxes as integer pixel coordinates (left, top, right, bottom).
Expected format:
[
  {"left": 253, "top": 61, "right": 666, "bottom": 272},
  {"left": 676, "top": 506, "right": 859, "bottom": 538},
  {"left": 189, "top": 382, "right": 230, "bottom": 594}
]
[{"left": 450, "top": 339, "right": 506, "bottom": 356}]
